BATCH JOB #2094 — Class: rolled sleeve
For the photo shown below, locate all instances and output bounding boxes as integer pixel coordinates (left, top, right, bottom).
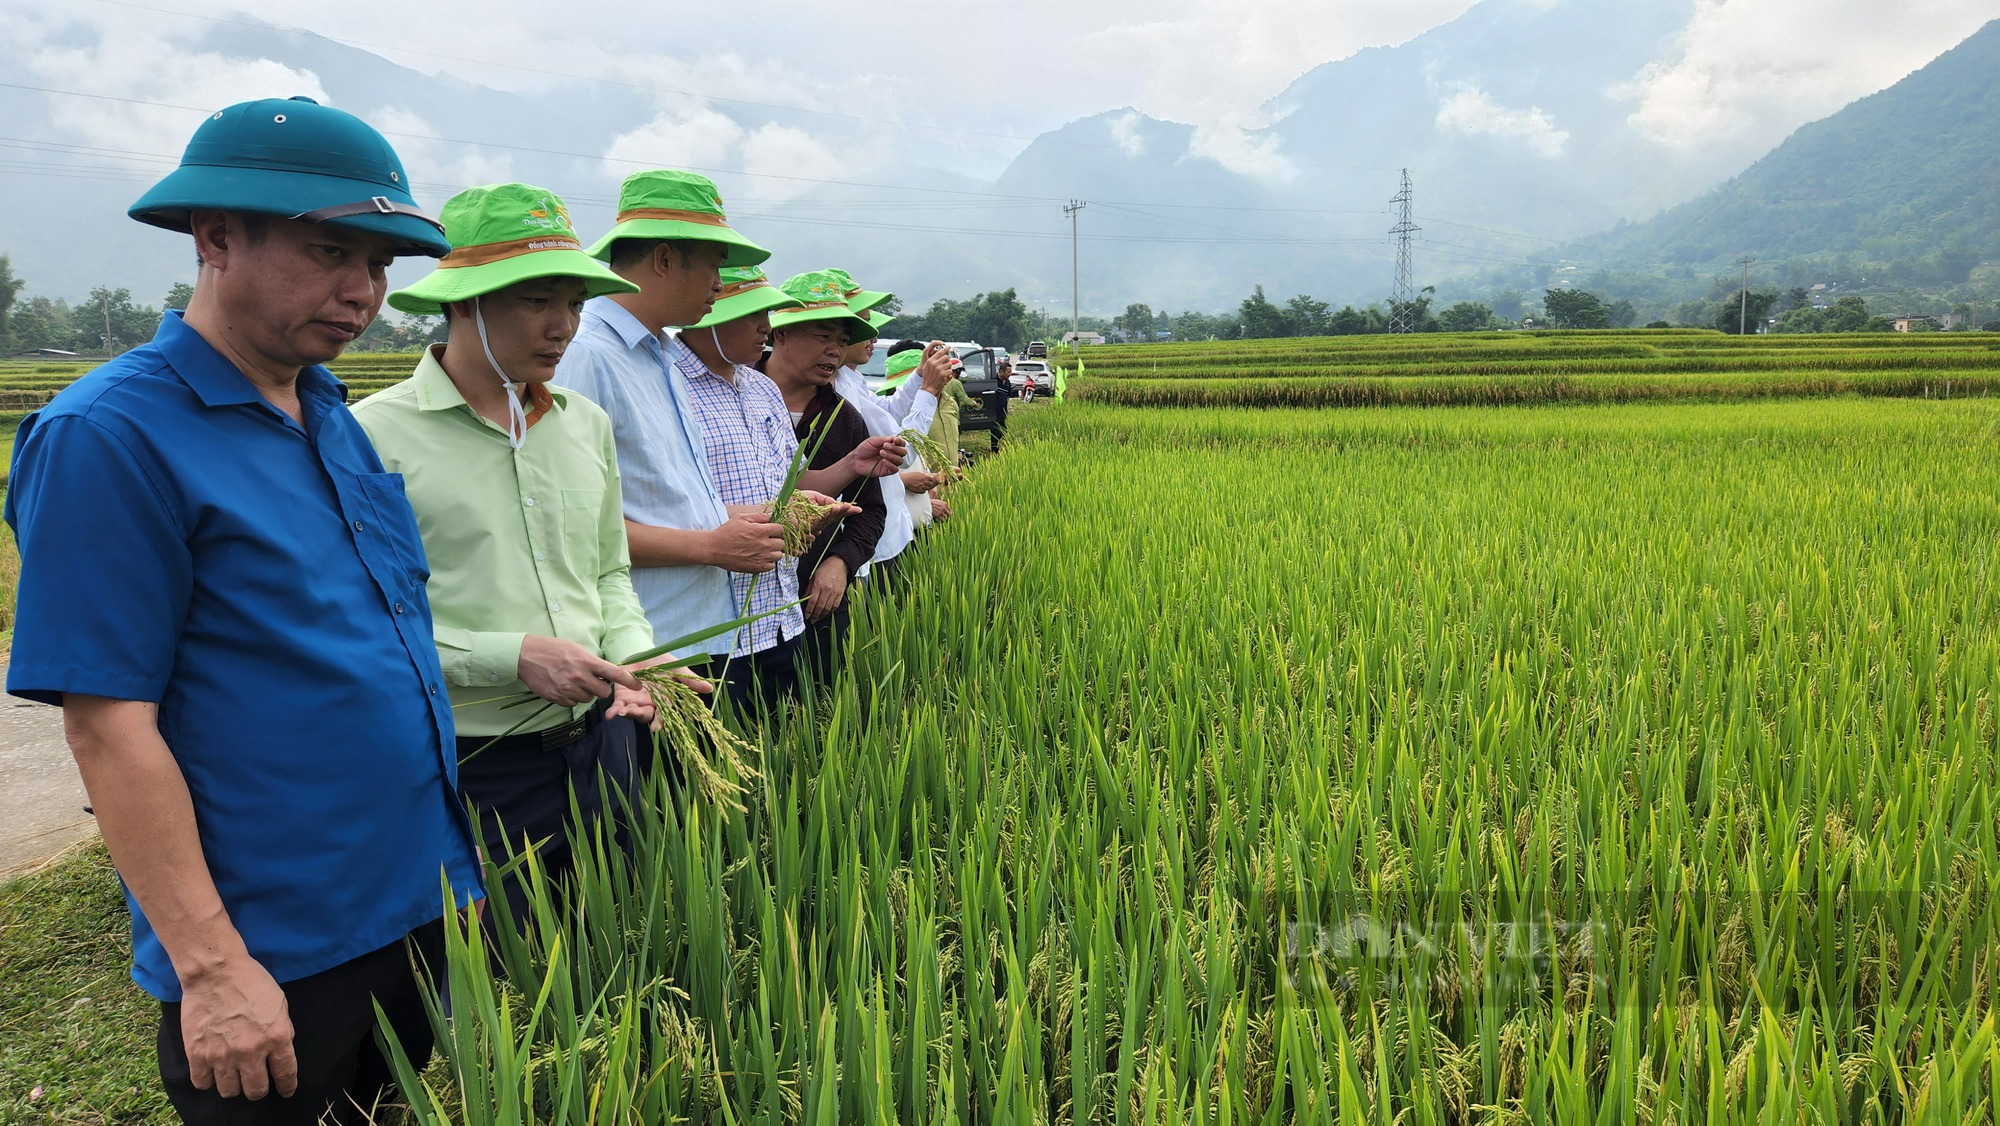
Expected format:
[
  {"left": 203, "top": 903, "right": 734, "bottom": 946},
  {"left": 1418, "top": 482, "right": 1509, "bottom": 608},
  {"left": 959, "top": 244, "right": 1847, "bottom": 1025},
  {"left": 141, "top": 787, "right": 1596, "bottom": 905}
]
[
  {"left": 435, "top": 626, "right": 527, "bottom": 688},
  {"left": 6, "top": 413, "right": 191, "bottom": 706}
]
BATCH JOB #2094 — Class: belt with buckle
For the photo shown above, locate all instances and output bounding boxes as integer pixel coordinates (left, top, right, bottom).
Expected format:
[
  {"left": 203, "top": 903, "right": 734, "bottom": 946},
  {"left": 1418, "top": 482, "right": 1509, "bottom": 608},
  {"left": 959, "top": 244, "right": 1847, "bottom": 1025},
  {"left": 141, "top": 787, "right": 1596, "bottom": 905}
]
[{"left": 459, "top": 704, "right": 603, "bottom": 760}]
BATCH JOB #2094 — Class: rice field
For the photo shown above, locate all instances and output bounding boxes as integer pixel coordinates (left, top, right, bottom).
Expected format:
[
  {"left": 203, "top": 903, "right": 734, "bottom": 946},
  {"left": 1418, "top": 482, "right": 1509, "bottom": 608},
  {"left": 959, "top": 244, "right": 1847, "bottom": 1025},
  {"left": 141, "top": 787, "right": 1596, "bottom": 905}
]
[
  {"left": 1066, "top": 330, "right": 2000, "bottom": 408},
  {"left": 384, "top": 396, "right": 2000, "bottom": 1122}
]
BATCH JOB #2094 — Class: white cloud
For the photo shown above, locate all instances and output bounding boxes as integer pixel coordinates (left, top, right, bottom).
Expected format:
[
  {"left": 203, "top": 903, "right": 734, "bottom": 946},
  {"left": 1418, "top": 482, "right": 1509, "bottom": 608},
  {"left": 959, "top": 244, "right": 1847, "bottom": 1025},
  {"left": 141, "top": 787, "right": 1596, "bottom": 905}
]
[
  {"left": 604, "top": 106, "right": 744, "bottom": 176},
  {"left": 18, "top": 13, "right": 328, "bottom": 170},
  {"left": 1619, "top": 0, "right": 2000, "bottom": 149},
  {"left": 1435, "top": 85, "right": 1570, "bottom": 157},
  {"left": 367, "top": 107, "right": 515, "bottom": 198},
  {"left": 1184, "top": 110, "right": 1296, "bottom": 181},
  {"left": 739, "top": 124, "right": 852, "bottom": 200},
  {"left": 1108, "top": 111, "right": 1146, "bottom": 157}
]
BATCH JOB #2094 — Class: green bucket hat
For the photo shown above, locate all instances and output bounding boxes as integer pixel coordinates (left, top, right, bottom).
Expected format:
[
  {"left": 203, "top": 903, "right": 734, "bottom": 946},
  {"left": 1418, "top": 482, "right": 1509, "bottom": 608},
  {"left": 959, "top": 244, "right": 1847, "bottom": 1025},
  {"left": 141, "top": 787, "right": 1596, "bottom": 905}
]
[
  {"left": 824, "top": 267, "right": 893, "bottom": 313},
  {"left": 691, "top": 265, "right": 804, "bottom": 329},
  {"left": 878, "top": 348, "right": 923, "bottom": 393},
  {"left": 129, "top": 96, "right": 450, "bottom": 257},
  {"left": 386, "top": 183, "right": 638, "bottom": 315},
  {"left": 865, "top": 308, "right": 897, "bottom": 331},
  {"left": 584, "top": 170, "right": 769, "bottom": 267},
  {"left": 768, "top": 270, "right": 878, "bottom": 344}
]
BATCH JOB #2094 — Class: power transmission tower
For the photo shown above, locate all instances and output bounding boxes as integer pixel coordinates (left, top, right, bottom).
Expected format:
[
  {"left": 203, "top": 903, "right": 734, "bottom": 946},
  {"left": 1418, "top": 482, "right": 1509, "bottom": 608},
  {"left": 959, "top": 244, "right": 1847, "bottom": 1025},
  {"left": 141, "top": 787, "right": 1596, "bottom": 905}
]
[
  {"left": 1064, "top": 200, "right": 1086, "bottom": 347},
  {"left": 1389, "top": 169, "right": 1420, "bottom": 334},
  {"left": 1737, "top": 256, "right": 1755, "bottom": 335}
]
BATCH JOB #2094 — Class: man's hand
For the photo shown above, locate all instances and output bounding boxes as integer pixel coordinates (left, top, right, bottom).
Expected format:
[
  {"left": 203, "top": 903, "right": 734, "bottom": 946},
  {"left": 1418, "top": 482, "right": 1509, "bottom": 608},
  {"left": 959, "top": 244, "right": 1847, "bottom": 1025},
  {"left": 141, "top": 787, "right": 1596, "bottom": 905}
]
[
  {"left": 604, "top": 683, "right": 657, "bottom": 728},
  {"left": 706, "top": 510, "right": 786, "bottom": 573},
  {"left": 797, "top": 489, "right": 859, "bottom": 531},
  {"left": 180, "top": 955, "right": 297, "bottom": 1101},
  {"left": 519, "top": 635, "right": 639, "bottom": 706},
  {"left": 804, "top": 556, "right": 850, "bottom": 621},
  {"left": 930, "top": 497, "right": 952, "bottom": 522},
  {"left": 842, "top": 435, "right": 908, "bottom": 480},
  {"left": 901, "top": 469, "right": 941, "bottom": 495},
  {"left": 918, "top": 341, "right": 954, "bottom": 394}
]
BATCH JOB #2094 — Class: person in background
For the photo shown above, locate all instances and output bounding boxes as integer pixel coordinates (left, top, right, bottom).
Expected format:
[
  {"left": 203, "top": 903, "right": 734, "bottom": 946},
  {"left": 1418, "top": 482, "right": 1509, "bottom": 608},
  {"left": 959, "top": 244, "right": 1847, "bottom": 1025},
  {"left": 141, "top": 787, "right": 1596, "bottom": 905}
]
[
  {"left": 759, "top": 271, "right": 901, "bottom": 684},
  {"left": 350, "top": 182, "right": 697, "bottom": 925},
  {"left": 6, "top": 97, "right": 482, "bottom": 1123},
  {"left": 676, "top": 265, "right": 901, "bottom": 711},
  {"left": 554, "top": 170, "right": 788, "bottom": 687}
]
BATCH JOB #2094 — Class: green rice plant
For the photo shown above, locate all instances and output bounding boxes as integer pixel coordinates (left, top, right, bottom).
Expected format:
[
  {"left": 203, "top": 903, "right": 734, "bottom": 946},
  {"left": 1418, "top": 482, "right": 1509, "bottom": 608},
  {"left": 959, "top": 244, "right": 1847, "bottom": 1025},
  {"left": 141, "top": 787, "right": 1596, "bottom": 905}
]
[{"left": 369, "top": 395, "right": 2000, "bottom": 1123}]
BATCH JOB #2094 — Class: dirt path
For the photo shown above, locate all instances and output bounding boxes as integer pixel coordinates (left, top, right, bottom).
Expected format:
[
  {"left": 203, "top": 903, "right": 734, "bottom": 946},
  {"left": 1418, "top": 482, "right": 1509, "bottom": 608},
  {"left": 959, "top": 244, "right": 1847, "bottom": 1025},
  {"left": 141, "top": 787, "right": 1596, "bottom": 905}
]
[{"left": 0, "top": 675, "right": 93, "bottom": 878}]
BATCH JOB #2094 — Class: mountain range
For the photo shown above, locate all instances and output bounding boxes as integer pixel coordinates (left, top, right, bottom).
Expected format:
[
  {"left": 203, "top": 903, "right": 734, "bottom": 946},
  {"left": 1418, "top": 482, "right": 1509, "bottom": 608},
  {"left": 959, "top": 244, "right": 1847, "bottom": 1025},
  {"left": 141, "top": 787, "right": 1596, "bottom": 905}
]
[{"left": 4, "top": 2, "right": 1994, "bottom": 317}]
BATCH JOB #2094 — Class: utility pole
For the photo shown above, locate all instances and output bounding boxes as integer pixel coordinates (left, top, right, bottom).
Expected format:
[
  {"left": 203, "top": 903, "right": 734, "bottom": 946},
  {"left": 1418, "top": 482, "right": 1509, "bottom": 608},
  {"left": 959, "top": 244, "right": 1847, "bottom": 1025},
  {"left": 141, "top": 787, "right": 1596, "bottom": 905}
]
[
  {"left": 1064, "top": 200, "right": 1085, "bottom": 349},
  {"left": 1738, "top": 256, "right": 1754, "bottom": 335},
  {"left": 1389, "top": 169, "right": 1419, "bottom": 334},
  {"left": 102, "top": 289, "right": 113, "bottom": 359}
]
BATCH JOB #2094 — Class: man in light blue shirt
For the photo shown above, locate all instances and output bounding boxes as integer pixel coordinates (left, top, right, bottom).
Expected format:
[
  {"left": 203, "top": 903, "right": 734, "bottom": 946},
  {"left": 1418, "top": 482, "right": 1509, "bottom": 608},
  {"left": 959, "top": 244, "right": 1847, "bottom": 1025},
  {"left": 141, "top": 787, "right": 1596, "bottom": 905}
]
[{"left": 554, "top": 170, "right": 786, "bottom": 667}]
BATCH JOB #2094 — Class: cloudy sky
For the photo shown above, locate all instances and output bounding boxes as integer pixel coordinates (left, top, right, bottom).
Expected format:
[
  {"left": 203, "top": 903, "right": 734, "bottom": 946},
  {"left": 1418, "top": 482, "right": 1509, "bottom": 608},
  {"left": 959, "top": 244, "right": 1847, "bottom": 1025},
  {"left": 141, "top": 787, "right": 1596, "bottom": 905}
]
[
  {"left": 2, "top": 0, "right": 1995, "bottom": 308},
  {"left": 6, "top": 0, "right": 1995, "bottom": 185}
]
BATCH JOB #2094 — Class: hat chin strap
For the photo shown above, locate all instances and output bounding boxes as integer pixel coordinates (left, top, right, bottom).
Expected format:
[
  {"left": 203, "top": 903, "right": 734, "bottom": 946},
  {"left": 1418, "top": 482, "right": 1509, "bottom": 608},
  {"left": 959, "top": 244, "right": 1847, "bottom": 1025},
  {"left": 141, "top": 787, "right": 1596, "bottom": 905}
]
[
  {"left": 474, "top": 297, "right": 528, "bottom": 451},
  {"left": 711, "top": 326, "right": 754, "bottom": 369}
]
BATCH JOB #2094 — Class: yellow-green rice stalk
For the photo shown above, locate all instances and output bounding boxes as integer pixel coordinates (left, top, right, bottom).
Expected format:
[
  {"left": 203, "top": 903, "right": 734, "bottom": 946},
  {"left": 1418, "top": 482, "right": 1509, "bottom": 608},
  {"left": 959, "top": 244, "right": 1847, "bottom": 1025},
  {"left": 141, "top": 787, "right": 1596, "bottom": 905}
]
[
  {"left": 898, "top": 428, "right": 961, "bottom": 479},
  {"left": 772, "top": 492, "right": 839, "bottom": 556},
  {"left": 635, "top": 666, "right": 761, "bottom": 812}
]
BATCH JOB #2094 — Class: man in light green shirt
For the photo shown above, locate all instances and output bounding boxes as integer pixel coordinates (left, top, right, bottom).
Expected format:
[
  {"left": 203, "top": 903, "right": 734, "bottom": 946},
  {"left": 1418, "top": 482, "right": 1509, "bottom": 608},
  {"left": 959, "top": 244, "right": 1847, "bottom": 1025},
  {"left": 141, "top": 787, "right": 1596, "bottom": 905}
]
[{"left": 351, "top": 182, "right": 683, "bottom": 919}]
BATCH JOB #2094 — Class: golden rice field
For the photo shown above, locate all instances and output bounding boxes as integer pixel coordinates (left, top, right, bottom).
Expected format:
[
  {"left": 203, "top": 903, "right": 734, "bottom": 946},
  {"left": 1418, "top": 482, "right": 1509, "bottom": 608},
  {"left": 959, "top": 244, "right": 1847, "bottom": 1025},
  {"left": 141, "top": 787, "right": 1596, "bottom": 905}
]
[
  {"left": 376, "top": 396, "right": 2000, "bottom": 1123},
  {"left": 1062, "top": 329, "right": 2000, "bottom": 408}
]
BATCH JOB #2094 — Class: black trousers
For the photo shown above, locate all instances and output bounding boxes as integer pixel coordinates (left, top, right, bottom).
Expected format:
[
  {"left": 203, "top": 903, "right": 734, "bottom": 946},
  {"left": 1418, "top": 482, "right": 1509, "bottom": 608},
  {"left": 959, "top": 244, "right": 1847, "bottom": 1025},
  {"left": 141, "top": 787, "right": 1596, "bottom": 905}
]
[
  {"left": 688, "top": 636, "right": 801, "bottom": 719},
  {"left": 455, "top": 706, "right": 653, "bottom": 925},
  {"left": 797, "top": 603, "right": 852, "bottom": 691},
  {"left": 157, "top": 920, "right": 445, "bottom": 1126}
]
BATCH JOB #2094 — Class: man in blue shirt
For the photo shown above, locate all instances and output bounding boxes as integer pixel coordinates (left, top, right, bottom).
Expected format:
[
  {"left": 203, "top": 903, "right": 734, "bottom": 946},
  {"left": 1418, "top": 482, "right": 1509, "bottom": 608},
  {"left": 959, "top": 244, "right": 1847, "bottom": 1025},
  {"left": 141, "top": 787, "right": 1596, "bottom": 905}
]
[{"left": 5, "top": 97, "right": 483, "bottom": 1124}]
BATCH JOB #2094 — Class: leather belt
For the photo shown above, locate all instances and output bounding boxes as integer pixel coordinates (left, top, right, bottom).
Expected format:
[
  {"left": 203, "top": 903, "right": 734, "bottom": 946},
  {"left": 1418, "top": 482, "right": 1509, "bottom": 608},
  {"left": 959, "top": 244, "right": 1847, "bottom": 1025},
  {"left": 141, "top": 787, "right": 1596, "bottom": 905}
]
[{"left": 461, "top": 705, "right": 602, "bottom": 760}]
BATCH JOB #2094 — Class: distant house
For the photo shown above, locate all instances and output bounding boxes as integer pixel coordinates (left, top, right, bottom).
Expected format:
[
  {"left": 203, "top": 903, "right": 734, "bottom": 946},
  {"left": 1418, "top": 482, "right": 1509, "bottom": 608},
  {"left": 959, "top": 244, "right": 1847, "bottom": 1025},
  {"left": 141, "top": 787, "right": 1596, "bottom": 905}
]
[
  {"left": 1937, "top": 313, "right": 1964, "bottom": 330},
  {"left": 1062, "top": 331, "right": 1105, "bottom": 346},
  {"left": 1891, "top": 314, "right": 1937, "bottom": 332}
]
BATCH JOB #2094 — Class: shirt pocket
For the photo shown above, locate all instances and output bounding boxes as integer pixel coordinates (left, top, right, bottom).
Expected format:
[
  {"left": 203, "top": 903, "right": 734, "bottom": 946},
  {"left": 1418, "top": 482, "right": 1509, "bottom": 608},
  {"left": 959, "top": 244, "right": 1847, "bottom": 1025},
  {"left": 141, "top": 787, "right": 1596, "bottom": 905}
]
[
  {"left": 562, "top": 487, "right": 607, "bottom": 576},
  {"left": 357, "top": 472, "right": 432, "bottom": 588}
]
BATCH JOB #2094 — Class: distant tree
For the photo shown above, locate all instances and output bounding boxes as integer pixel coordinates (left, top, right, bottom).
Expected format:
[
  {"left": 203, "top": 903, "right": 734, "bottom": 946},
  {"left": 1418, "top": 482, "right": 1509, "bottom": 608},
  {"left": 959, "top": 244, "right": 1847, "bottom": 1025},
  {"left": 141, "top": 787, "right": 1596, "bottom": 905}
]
[
  {"left": 966, "top": 288, "right": 1029, "bottom": 350},
  {"left": 84, "top": 287, "right": 161, "bottom": 355},
  {"left": 8, "top": 296, "right": 78, "bottom": 352},
  {"left": 1773, "top": 305, "right": 1826, "bottom": 333},
  {"left": 0, "top": 255, "right": 24, "bottom": 344},
  {"left": 1644, "top": 320, "right": 1672, "bottom": 329},
  {"left": 1385, "top": 291, "right": 1439, "bottom": 333},
  {"left": 1489, "top": 290, "right": 1525, "bottom": 322},
  {"left": 1437, "top": 301, "right": 1494, "bottom": 333},
  {"left": 1238, "top": 286, "right": 1291, "bottom": 338},
  {"left": 1283, "top": 294, "right": 1331, "bottom": 336},
  {"left": 1822, "top": 296, "right": 1874, "bottom": 333},
  {"left": 1714, "top": 289, "right": 1779, "bottom": 334},
  {"left": 1543, "top": 288, "right": 1611, "bottom": 329},
  {"left": 164, "top": 281, "right": 195, "bottom": 311},
  {"left": 1673, "top": 299, "right": 1713, "bottom": 327},
  {"left": 1117, "top": 303, "right": 1154, "bottom": 340},
  {"left": 1327, "top": 306, "right": 1371, "bottom": 335},
  {"left": 1171, "top": 309, "right": 1237, "bottom": 340},
  {"left": 1606, "top": 298, "right": 1638, "bottom": 328}
]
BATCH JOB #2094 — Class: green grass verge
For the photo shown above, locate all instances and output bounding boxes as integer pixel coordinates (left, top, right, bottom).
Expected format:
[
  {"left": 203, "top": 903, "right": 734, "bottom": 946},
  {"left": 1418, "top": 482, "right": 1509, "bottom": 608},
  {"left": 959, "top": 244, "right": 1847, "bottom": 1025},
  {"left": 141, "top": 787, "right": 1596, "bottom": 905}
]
[{"left": 0, "top": 842, "right": 170, "bottom": 1123}]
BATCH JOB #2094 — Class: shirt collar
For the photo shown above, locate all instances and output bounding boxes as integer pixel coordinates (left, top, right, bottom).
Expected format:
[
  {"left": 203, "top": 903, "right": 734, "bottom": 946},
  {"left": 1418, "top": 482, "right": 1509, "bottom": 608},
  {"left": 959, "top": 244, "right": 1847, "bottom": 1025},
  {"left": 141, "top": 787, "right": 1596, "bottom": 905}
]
[
  {"left": 583, "top": 296, "right": 662, "bottom": 353},
  {"left": 409, "top": 343, "right": 558, "bottom": 421},
  {"left": 155, "top": 310, "right": 347, "bottom": 408}
]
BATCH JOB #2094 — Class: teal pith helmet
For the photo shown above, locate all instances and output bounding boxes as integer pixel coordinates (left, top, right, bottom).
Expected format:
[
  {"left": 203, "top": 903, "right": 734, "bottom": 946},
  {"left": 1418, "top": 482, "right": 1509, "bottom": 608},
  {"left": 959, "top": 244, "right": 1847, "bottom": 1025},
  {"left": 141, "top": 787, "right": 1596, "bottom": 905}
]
[{"left": 129, "top": 96, "right": 450, "bottom": 257}]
